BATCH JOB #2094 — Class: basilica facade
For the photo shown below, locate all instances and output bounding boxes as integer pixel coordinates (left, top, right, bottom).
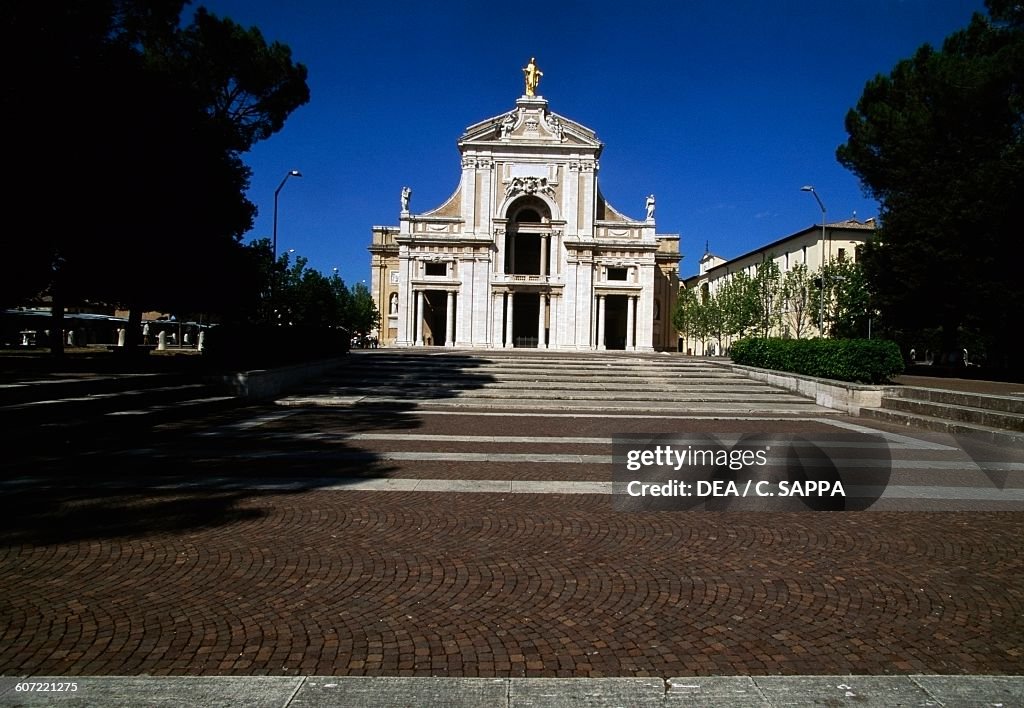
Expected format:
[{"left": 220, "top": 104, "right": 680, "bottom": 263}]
[{"left": 369, "top": 63, "right": 680, "bottom": 350}]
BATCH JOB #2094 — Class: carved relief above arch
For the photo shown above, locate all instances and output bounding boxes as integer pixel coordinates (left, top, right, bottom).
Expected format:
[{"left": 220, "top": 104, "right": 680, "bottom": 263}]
[{"left": 499, "top": 193, "right": 560, "bottom": 223}]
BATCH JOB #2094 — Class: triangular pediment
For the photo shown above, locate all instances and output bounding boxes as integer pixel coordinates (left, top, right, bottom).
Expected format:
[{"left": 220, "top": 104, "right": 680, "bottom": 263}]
[{"left": 459, "top": 97, "right": 602, "bottom": 150}]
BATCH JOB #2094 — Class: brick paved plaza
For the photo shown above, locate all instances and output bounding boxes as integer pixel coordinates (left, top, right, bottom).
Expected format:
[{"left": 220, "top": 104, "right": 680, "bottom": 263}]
[{"left": 1, "top": 351, "right": 1022, "bottom": 689}]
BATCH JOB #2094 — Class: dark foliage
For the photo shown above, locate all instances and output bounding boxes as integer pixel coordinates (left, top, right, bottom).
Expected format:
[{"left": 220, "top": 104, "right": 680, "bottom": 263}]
[
  {"left": 202, "top": 324, "right": 350, "bottom": 369},
  {"left": 836, "top": 0, "right": 1024, "bottom": 366},
  {"left": 730, "top": 337, "right": 904, "bottom": 384},
  {"left": 1, "top": 1, "right": 309, "bottom": 353}
]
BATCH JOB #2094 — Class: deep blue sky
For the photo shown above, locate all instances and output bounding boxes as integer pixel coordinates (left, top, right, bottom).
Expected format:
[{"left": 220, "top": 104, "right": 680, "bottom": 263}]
[{"left": 196, "top": 0, "right": 986, "bottom": 284}]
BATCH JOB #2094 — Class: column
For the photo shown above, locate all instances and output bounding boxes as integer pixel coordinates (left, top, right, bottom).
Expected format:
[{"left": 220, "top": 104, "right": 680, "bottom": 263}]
[
  {"left": 636, "top": 263, "right": 656, "bottom": 351},
  {"left": 541, "top": 234, "right": 549, "bottom": 277},
  {"left": 505, "top": 292, "right": 515, "bottom": 348},
  {"left": 492, "top": 290, "right": 504, "bottom": 347},
  {"left": 474, "top": 256, "right": 493, "bottom": 347},
  {"left": 415, "top": 290, "right": 424, "bottom": 346},
  {"left": 549, "top": 295, "right": 559, "bottom": 349},
  {"left": 597, "top": 295, "right": 606, "bottom": 350},
  {"left": 537, "top": 294, "right": 547, "bottom": 348},
  {"left": 445, "top": 291, "right": 455, "bottom": 347},
  {"left": 626, "top": 295, "right": 636, "bottom": 351},
  {"left": 495, "top": 229, "right": 506, "bottom": 277},
  {"left": 396, "top": 252, "right": 412, "bottom": 346}
]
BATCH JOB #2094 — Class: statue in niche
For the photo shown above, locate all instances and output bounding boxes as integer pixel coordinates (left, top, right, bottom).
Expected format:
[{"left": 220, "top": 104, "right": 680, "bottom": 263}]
[
  {"left": 522, "top": 57, "right": 542, "bottom": 97},
  {"left": 389, "top": 293, "right": 398, "bottom": 314}
]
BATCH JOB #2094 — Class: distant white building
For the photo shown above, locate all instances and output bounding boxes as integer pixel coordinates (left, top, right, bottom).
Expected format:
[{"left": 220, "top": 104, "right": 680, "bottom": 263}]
[
  {"left": 682, "top": 218, "right": 876, "bottom": 354},
  {"left": 369, "top": 61, "right": 680, "bottom": 350}
]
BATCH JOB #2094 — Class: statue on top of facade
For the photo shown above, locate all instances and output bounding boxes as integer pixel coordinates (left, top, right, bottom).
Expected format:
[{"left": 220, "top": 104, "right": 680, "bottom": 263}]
[
  {"left": 546, "top": 112, "right": 564, "bottom": 141},
  {"left": 500, "top": 111, "right": 517, "bottom": 138},
  {"left": 645, "top": 194, "right": 656, "bottom": 220},
  {"left": 522, "top": 57, "right": 542, "bottom": 97},
  {"left": 401, "top": 186, "right": 411, "bottom": 212}
]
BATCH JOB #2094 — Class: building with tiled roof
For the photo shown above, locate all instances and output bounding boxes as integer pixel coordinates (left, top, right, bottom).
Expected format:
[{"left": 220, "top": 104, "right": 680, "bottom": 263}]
[{"left": 681, "top": 218, "right": 876, "bottom": 354}]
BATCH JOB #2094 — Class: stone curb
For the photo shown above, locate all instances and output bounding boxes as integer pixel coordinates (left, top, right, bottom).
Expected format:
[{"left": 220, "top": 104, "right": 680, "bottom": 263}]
[
  {"left": 1, "top": 675, "right": 1021, "bottom": 707},
  {"left": 723, "top": 362, "right": 898, "bottom": 414},
  {"left": 209, "top": 356, "right": 349, "bottom": 401}
]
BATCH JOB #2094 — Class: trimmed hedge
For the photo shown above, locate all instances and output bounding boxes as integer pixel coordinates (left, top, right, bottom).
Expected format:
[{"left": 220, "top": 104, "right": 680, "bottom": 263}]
[
  {"left": 202, "top": 324, "right": 350, "bottom": 369},
  {"left": 729, "top": 337, "right": 904, "bottom": 384}
]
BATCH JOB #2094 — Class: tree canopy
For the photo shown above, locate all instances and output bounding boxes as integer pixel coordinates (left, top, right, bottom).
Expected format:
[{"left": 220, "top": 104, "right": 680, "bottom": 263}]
[
  {"left": 836, "top": 0, "right": 1023, "bottom": 364},
  {"left": 2, "top": 1, "right": 310, "bottom": 350},
  {"left": 243, "top": 239, "right": 380, "bottom": 336}
]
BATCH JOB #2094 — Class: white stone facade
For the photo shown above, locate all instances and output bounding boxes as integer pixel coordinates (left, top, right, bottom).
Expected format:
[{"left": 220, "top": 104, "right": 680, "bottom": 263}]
[{"left": 369, "top": 94, "right": 680, "bottom": 350}]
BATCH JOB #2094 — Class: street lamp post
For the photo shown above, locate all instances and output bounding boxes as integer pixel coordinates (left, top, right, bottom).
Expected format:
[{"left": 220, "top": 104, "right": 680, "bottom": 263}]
[
  {"left": 273, "top": 169, "right": 302, "bottom": 259},
  {"left": 801, "top": 186, "right": 827, "bottom": 336}
]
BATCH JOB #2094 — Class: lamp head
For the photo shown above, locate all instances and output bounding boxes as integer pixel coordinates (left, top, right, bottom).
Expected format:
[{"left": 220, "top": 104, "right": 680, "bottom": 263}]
[
  {"left": 801, "top": 185, "right": 814, "bottom": 192},
  {"left": 290, "top": 170, "right": 302, "bottom": 177}
]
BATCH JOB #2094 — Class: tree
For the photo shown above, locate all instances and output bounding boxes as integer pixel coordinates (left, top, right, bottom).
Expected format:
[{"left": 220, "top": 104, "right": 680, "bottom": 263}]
[
  {"left": 248, "top": 244, "right": 377, "bottom": 337},
  {"left": 781, "top": 263, "right": 814, "bottom": 339},
  {"left": 346, "top": 282, "right": 381, "bottom": 340},
  {"left": 1, "top": 1, "right": 310, "bottom": 354},
  {"left": 672, "top": 286, "right": 700, "bottom": 353},
  {"left": 753, "top": 259, "right": 783, "bottom": 338},
  {"left": 836, "top": 0, "right": 1024, "bottom": 363},
  {"left": 827, "top": 259, "right": 874, "bottom": 339},
  {"left": 152, "top": 8, "right": 310, "bottom": 153},
  {"left": 719, "top": 272, "right": 759, "bottom": 344}
]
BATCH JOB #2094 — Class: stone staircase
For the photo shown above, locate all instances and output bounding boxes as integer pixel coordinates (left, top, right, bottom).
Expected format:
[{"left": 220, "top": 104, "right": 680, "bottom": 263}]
[
  {"left": 278, "top": 349, "right": 835, "bottom": 415},
  {"left": 0, "top": 371, "right": 239, "bottom": 440},
  {"left": 860, "top": 385, "right": 1024, "bottom": 444}
]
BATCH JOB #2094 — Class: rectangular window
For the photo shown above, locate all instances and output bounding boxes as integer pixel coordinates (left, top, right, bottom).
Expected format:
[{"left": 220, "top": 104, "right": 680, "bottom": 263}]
[
  {"left": 607, "top": 267, "right": 628, "bottom": 281},
  {"left": 425, "top": 262, "right": 447, "bottom": 277},
  {"left": 837, "top": 248, "right": 846, "bottom": 262}
]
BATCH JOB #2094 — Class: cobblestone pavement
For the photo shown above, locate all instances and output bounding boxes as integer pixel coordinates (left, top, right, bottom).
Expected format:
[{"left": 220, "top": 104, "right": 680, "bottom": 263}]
[{"left": 1, "top": 393, "right": 1023, "bottom": 680}]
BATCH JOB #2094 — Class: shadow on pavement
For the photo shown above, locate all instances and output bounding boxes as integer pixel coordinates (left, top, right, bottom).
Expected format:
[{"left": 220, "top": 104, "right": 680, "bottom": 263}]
[{"left": 0, "top": 351, "right": 496, "bottom": 545}]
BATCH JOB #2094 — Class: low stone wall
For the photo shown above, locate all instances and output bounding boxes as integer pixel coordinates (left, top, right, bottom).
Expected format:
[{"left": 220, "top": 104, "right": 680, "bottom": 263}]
[
  {"left": 726, "top": 362, "right": 900, "bottom": 414},
  {"left": 210, "top": 356, "right": 348, "bottom": 401}
]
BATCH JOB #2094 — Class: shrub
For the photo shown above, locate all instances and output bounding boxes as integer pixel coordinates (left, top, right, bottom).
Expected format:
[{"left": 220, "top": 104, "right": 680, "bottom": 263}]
[
  {"left": 202, "top": 324, "right": 350, "bottom": 369},
  {"left": 730, "top": 337, "right": 903, "bottom": 384}
]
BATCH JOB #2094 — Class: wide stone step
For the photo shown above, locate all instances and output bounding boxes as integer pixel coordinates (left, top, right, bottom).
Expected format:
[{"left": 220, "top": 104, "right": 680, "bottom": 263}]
[
  {"left": 323, "top": 373, "right": 752, "bottom": 388},
  {"left": 0, "top": 372, "right": 190, "bottom": 405},
  {"left": 337, "top": 362, "right": 732, "bottom": 377},
  {"left": 452, "top": 389, "right": 811, "bottom": 402},
  {"left": 895, "top": 386, "right": 1024, "bottom": 415},
  {"left": 860, "top": 406, "right": 1024, "bottom": 446},
  {"left": 338, "top": 363, "right": 734, "bottom": 375},
  {"left": 0, "top": 382, "right": 216, "bottom": 424},
  {"left": 880, "top": 396, "right": 1024, "bottom": 432},
  {"left": 4, "top": 394, "right": 242, "bottom": 447},
  {"left": 285, "top": 351, "right": 825, "bottom": 414},
  {"left": 313, "top": 381, "right": 785, "bottom": 396},
  {"left": 418, "top": 399, "right": 822, "bottom": 413},
  {"left": 102, "top": 394, "right": 239, "bottom": 421},
  {"left": 306, "top": 386, "right": 810, "bottom": 403},
  {"left": 279, "top": 393, "right": 824, "bottom": 414}
]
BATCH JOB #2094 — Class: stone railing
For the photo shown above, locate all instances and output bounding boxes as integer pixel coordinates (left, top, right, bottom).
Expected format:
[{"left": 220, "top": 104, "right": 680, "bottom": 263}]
[{"left": 496, "top": 274, "right": 557, "bottom": 284}]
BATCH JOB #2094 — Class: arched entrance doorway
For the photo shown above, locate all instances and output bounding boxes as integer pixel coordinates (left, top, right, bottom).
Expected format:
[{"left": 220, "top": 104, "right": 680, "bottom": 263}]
[
  {"left": 502, "top": 196, "right": 554, "bottom": 348},
  {"left": 505, "top": 196, "right": 551, "bottom": 276}
]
